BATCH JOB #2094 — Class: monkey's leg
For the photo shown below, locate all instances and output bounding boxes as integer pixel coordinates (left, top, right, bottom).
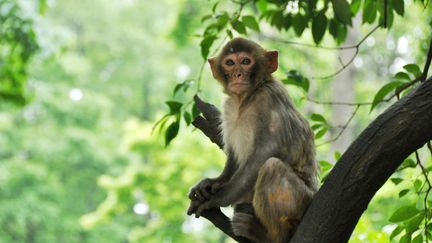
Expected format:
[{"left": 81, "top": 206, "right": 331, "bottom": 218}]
[
  {"left": 253, "top": 157, "right": 315, "bottom": 243},
  {"left": 231, "top": 203, "right": 268, "bottom": 243}
]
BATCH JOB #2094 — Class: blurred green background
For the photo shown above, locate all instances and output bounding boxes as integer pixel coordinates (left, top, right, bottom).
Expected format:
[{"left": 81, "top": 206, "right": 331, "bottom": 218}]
[{"left": 0, "top": 0, "right": 431, "bottom": 242}]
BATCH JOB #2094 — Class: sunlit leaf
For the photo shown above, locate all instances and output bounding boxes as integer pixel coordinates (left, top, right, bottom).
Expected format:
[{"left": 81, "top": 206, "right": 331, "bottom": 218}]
[
  {"left": 232, "top": 20, "right": 247, "bottom": 34},
  {"left": 350, "top": 0, "right": 362, "bottom": 15},
  {"left": 315, "top": 126, "right": 328, "bottom": 139},
  {"left": 389, "top": 205, "right": 419, "bottom": 222},
  {"left": 412, "top": 234, "right": 423, "bottom": 243},
  {"left": 390, "top": 225, "right": 403, "bottom": 240},
  {"left": 403, "top": 64, "right": 422, "bottom": 78},
  {"left": 370, "top": 81, "right": 404, "bottom": 112},
  {"left": 311, "top": 113, "right": 327, "bottom": 124},
  {"left": 242, "top": 15, "right": 260, "bottom": 32},
  {"left": 394, "top": 71, "right": 411, "bottom": 82},
  {"left": 200, "top": 35, "right": 217, "bottom": 59}
]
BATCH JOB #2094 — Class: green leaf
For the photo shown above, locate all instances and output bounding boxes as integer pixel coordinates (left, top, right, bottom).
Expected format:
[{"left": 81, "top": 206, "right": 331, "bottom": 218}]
[
  {"left": 391, "top": 178, "right": 403, "bottom": 185},
  {"left": 412, "top": 234, "right": 423, "bottom": 243},
  {"left": 370, "top": 81, "right": 404, "bottom": 112},
  {"left": 399, "top": 234, "right": 411, "bottom": 243},
  {"left": 414, "top": 179, "right": 423, "bottom": 191},
  {"left": 312, "top": 12, "right": 327, "bottom": 44},
  {"left": 403, "top": 158, "right": 416, "bottom": 168},
  {"left": 200, "top": 35, "right": 217, "bottom": 59},
  {"left": 363, "top": 0, "right": 377, "bottom": 24},
  {"left": 165, "top": 101, "right": 183, "bottom": 114},
  {"left": 336, "top": 24, "right": 347, "bottom": 44},
  {"left": 242, "top": 15, "right": 260, "bottom": 32},
  {"left": 311, "top": 123, "right": 323, "bottom": 130},
  {"left": 283, "top": 70, "right": 309, "bottom": 92},
  {"left": 183, "top": 111, "right": 192, "bottom": 126},
  {"left": 392, "top": 0, "right": 404, "bottom": 16},
  {"left": 350, "top": 0, "right": 362, "bottom": 15},
  {"left": 216, "top": 12, "right": 229, "bottom": 29},
  {"left": 232, "top": 20, "right": 247, "bottom": 34},
  {"left": 292, "top": 14, "right": 307, "bottom": 36},
  {"left": 282, "top": 14, "right": 292, "bottom": 31},
  {"left": 390, "top": 225, "right": 403, "bottom": 240},
  {"left": 256, "top": 0, "right": 268, "bottom": 12},
  {"left": 389, "top": 205, "right": 419, "bottom": 222},
  {"left": 329, "top": 19, "right": 338, "bottom": 39},
  {"left": 334, "top": 151, "right": 341, "bottom": 161},
  {"left": 399, "top": 189, "right": 410, "bottom": 198},
  {"left": 319, "top": 160, "right": 334, "bottom": 172},
  {"left": 311, "top": 113, "right": 327, "bottom": 124},
  {"left": 270, "top": 11, "right": 284, "bottom": 30},
  {"left": 394, "top": 71, "right": 411, "bottom": 82},
  {"left": 331, "top": 0, "right": 352, "bottom": 25},
  {"left": 315, "top": 126, "right": 328, "bottom": 139},
  {"left": 201, "top": 14, "right": 213, "bottom": 23},
  {"left": 212, "top": 1, "right": 219, "bottom": 13},
  {"left": 403, "top": 64, "right": 422, "bottom": 77},
  {"left": 406, "top": 212, "right": 425, "bottom": 234},
  {"left": 191, "top": 102, "right": 201, "bottom": 119},
  {"left": 226, "top": 29, "right": 233, "bottom": 39},
  {"left": 165, "top": 120, "right": 180, "bottom": 146}
]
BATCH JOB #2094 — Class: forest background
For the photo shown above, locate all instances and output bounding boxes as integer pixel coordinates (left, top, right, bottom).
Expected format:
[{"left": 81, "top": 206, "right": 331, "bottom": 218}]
[{"left": 1, "top": 0, "right": 431, "bottom": 242}]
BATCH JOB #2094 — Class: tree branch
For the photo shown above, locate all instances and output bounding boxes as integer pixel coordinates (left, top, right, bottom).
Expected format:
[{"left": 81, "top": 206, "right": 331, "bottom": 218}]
[{"left": 291, "top": 76, "right": 432, "bottom": 242}]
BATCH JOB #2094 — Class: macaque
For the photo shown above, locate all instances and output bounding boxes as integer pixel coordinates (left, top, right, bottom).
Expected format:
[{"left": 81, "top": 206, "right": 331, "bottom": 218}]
[{"left": 187, "top": 37, "right": 319, "bottom": 243}]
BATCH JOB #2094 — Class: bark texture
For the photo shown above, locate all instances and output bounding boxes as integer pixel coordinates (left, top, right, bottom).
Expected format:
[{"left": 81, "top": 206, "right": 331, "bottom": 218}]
[{"left": 191, "top": 78, "right": 432, "bottom": 243}]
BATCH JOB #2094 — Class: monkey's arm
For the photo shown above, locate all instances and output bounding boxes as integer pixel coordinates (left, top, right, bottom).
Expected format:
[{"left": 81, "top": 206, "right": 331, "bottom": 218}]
[
  {"left": 193, "top": 142, "right": 277, "bottom": 217},
  {"left": 188, "top": 150, "right": 237, "bottom": 202}
]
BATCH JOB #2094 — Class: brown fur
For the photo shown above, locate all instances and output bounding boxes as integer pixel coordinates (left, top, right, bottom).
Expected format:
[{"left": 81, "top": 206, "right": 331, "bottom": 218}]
[{"left": 188, "top": 38, "right": 319, "bottom": 242}]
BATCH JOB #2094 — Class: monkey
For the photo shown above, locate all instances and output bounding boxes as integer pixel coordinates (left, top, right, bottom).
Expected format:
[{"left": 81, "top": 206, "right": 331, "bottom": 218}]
[{"left": 187, "top": 37, "right": 319, "bottom": 243}]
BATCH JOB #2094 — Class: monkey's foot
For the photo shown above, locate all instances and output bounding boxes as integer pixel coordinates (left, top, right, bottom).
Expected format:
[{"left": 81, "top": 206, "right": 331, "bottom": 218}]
[{"left": 232, "top": 212, "right": 266, "bottom": 243}]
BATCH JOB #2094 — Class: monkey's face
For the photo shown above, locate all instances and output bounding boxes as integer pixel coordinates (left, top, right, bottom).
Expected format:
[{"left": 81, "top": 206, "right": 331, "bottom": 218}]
[{"left": 221, "top": 52, "right": 255, "bottom": 95}]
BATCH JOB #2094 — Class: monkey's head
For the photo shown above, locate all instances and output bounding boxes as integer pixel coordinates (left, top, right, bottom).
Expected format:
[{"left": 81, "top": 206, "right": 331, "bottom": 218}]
[{"left": 208, "top": 38, "right": 278, "bottom": 97}]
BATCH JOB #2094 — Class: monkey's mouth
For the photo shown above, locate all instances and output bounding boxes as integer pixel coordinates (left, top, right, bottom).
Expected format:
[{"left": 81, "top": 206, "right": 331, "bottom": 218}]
[{"left": 229, "top": 82, "right": 248, "bottom": 87}]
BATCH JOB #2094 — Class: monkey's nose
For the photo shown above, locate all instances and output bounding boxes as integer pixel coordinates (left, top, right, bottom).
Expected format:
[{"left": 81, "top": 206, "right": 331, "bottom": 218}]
[{"left": 234, "top": 73, "right": 242, "bottom": 78}]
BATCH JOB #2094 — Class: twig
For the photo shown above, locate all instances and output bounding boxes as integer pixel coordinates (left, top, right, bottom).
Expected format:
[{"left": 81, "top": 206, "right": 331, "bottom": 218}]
[
  {"left": 317, "top": 105, "right": 360, "bottom": 147},
  {"left": 421, "top": 36, "right": 432, "bottom": 82},
  {"left": 305, "top": 96, "right": 372, "bottom": 106},
  {"left": 416, "top": 151, "right": 431, "bottom": 243}
]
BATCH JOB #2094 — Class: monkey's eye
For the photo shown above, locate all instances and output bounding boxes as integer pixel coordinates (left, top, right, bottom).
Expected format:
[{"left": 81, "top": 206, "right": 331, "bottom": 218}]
[
  {"left": 241, "top": 58, "right": 251, "bottom": 65},
  {"left": 225, "top": 59, "right": 235, "bottom": 66}
]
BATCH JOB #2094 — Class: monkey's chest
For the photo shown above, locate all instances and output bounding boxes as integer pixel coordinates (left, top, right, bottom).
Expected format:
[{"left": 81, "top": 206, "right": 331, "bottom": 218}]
[{"left": 223, "top": 115, "right": 256, "bottom": 165}]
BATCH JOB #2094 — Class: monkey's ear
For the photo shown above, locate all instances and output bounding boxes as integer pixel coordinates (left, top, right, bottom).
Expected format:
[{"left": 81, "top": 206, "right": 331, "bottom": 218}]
[
  {"left": 208, "top": 57, "right": 224, "bottom": 81},
  {"left": 265, "top": 51, "right": 278, "bottom": 73}
]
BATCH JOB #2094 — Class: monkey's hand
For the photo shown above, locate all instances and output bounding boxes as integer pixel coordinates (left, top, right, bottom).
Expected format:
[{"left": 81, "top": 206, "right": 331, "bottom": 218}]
[{"left": 188, "top": 178, "right": 220, "bottom": 202}]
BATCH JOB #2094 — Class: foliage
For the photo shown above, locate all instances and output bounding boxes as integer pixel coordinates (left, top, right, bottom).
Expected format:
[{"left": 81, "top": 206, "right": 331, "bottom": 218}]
[{"left": 0, "top": 0, "right": 431, "bottom": 242}]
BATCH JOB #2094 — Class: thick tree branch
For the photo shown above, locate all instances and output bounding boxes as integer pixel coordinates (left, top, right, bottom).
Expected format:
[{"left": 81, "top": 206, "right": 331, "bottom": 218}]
[{"left": 291, "top": 77, "right": 432, "bottom": 242}]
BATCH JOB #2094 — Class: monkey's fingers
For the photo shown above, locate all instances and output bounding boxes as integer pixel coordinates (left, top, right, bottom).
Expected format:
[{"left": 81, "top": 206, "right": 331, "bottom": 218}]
[
  {"left": 195, "top": 201, "right": 210, "bottom": 218},
  {"left": 194, "top": 188, "right": 209, "bottom": 202},
  {"left": 193, "top": 95, "right": 221, "bottom": 121},
  {"left": 187, "top": 200, "right": 200, "bottom": 216}
]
